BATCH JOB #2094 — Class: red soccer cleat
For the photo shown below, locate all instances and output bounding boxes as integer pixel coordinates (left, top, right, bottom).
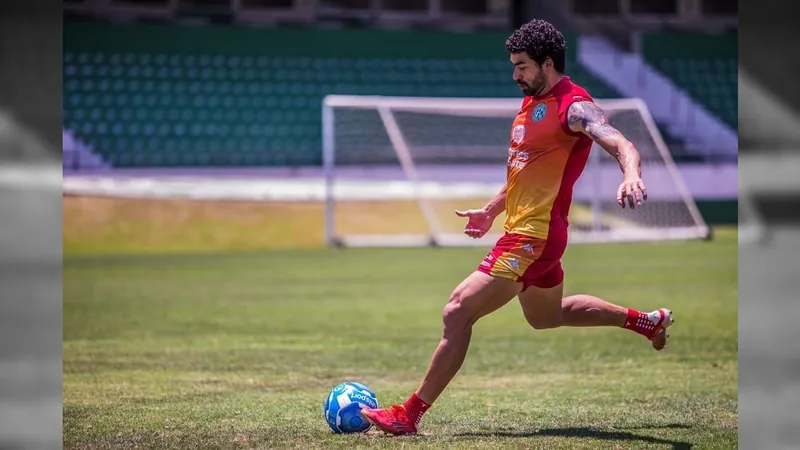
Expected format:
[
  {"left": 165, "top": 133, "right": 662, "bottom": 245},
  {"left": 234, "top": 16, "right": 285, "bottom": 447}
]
[
  {"left": 647, "top": 308, "right": 674, "bottom": 351},
  {"left": 361, "top": 405, "right": 418, "bottom": 436}
]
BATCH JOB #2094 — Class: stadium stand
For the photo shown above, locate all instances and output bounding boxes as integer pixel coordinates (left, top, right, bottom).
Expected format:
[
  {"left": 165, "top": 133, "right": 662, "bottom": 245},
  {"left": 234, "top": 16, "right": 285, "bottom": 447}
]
[
  {"left": 64, "top": 21, "right": 685, "bottom": 168},
  {"left": 641, "top": 32, "right": 737, "bottom": 131}
]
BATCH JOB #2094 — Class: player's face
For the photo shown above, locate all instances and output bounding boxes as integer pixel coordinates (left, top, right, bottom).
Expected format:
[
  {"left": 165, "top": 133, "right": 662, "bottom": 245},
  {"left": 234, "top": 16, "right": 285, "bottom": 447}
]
[{"left": 510, "top": 52, "right": 547, "bottom": 96}]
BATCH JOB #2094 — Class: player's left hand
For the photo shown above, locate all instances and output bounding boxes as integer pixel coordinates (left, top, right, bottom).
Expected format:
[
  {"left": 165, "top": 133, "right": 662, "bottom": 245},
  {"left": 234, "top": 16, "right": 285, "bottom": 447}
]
[{"left": 617, "top": 176, "right": 647, "bottom": 209}]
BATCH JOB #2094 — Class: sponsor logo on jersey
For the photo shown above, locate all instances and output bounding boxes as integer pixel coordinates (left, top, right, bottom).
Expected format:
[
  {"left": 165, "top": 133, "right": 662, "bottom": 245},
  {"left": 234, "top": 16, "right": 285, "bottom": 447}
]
[
  {"left": 507, "top": 149, "right": 529, "bottom": 169},
  {"left": 512, "top": 124, "right": 525, "bottom": 144}
]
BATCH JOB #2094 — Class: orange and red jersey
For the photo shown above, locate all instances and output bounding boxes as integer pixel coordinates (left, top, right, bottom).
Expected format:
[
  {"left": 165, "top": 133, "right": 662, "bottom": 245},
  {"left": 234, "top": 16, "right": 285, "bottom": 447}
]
[{"left": 504, "top": 76, "right": 595, "bottom": 242}]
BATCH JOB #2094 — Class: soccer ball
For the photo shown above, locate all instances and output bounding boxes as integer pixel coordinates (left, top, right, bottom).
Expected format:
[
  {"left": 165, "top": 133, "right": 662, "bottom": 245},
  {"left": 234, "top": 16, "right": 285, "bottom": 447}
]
[{"left": 323, "top": 381, "right": 379, "bottom": 433}]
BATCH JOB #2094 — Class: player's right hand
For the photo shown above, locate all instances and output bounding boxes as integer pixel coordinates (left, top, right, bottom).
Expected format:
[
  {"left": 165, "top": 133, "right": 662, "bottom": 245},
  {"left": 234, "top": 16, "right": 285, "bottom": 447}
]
[
  {"left": 617, "top": 176, "right": 648, "bottom": 209},
  {"left": 454, "top": 209, "right": 495, "bottom": 239}
]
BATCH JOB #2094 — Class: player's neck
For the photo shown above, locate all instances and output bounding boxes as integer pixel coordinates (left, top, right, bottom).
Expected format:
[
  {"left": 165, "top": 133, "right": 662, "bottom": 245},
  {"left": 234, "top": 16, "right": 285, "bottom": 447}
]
[{"left": 534, "top": 73, "right": 565, "bottom": 97}]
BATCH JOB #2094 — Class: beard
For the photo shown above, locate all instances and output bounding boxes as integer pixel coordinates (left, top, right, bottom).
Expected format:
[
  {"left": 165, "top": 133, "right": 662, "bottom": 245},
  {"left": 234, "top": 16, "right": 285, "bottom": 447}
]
[{"left": 517, "top": 73, "right": 547, "bottom": 96}]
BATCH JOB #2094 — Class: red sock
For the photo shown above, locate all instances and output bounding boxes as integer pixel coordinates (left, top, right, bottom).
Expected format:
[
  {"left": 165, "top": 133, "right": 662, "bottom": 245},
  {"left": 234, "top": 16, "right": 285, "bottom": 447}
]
[
  {"left": 622, "top": 309, "right": 657, "bottom": 339},
  {"left": 402, "top": 393, "right": 431, "bottom": 425}
]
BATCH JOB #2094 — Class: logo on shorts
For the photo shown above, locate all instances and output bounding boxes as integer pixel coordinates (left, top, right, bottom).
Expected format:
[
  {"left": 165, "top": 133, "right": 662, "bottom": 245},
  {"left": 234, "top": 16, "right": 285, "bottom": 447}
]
[
  {"left": 532, "top": 103, "right": 547, "bottom": 122},
  {"left": 522, "top": 243, "right": 534, "bottom": 254},
  {"left": 508, "top": 259, "right": 520, "bottom": 270},
  {"left": 512, "top": 125, "right": 525, "bottom": 145}
]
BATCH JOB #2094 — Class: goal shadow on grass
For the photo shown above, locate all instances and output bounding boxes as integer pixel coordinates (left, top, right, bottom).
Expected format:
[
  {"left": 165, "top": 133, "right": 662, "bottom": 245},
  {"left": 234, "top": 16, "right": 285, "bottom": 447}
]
[{"left": 453, "top": 424, "right": 693, "bottom": 449}]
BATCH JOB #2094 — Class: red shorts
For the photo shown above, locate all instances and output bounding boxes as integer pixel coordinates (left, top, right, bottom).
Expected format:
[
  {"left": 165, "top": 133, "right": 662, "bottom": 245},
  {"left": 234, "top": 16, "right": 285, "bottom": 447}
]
[{"left": 477, "top": 232, "right": 567, "bottom": 291}]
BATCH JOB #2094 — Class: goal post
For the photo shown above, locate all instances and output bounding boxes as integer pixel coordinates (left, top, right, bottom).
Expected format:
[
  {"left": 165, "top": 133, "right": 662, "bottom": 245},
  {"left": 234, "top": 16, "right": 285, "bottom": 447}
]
[{"left": 322, "top": 95, "right": 711, "bottom": 247}]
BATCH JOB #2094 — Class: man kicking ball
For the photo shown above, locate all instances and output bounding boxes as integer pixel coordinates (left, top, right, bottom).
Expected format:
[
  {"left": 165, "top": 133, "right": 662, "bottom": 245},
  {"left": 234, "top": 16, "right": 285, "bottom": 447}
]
[{"left": 361, "top": 18, "right": 673, "bottom": 436}]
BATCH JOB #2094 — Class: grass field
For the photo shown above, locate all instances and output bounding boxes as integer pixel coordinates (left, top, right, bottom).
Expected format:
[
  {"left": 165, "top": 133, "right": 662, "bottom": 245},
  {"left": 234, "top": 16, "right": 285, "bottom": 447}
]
[
  {"left": 63, "top": 195, "right": 639, "bottom": 255},
  {"left": 63, "top": 197, "right": 738, "bottom": 449}
]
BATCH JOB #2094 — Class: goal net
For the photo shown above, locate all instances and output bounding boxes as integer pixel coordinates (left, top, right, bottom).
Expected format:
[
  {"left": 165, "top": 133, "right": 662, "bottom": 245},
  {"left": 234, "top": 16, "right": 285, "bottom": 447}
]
[{"left": 322, "top": 95, "right": 710, "bottom": 247}]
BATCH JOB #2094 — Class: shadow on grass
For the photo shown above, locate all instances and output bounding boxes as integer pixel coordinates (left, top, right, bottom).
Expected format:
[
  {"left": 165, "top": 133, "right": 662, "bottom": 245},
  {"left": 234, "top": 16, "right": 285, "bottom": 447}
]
[{"left": 454, "top": 424, "right": 693, "bottom": 449}]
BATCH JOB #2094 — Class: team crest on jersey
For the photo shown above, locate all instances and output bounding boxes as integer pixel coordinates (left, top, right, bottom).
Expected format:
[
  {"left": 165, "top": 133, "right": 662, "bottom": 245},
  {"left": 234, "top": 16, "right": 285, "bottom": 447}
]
[
  {"left": 512, "top": 124, "right": 525, "bottom": 144},
  {"left": 532, "top": 103, "right": 547, "bottom": 122}
]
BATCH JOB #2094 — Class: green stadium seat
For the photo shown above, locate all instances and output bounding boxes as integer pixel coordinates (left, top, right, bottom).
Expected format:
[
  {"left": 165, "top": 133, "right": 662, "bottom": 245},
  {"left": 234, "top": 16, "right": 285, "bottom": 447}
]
[
  {"left": 64, "top": 23, "right": 691, "bottom": 167},
  {"left": 642, "top": 32, "right": 736, "bottom": 130}
]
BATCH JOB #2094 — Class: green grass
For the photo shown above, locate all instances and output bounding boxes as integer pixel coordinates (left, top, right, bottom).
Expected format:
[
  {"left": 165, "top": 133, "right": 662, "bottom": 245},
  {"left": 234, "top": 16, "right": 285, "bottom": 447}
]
[
  {"left": 63, "top": 229, "right": 738, "bottom": 449},
  {"left": 62, "top": 195, "right": 654, "bottom": 255}
]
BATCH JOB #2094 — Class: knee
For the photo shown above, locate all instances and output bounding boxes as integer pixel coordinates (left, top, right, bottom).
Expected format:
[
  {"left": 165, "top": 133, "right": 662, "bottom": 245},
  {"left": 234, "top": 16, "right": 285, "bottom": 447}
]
[
  {"left": 442, "top": 289, "right": 474, "bottom": 331},
  {"left": 524, "top": 312, "right": 562, "bottom": 330}
]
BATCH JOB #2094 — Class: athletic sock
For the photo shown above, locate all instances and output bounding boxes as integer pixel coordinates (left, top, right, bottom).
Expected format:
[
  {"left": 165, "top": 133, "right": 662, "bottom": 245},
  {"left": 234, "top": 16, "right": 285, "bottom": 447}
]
[
  {"left": 402, "top": 393, "right": 431, "bottom": 425},
  {"left": 622, "top": 308, "right": 658, "bottom": 339}
]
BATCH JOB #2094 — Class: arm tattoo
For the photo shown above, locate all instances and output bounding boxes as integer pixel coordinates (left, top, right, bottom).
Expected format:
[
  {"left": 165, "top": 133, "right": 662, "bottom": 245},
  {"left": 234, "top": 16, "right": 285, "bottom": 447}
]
[
  {"left": 568, "top": 101, "right": 640, "bottom": 176},
  {"left": 567, "top": 101, "right": 623, "bottom": 142}
]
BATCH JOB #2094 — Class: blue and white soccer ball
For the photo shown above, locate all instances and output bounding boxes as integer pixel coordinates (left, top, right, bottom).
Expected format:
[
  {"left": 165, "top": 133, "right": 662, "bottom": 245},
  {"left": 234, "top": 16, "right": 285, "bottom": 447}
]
[{"left": 323, "top": 381, "right": 379, "bottom": 433}]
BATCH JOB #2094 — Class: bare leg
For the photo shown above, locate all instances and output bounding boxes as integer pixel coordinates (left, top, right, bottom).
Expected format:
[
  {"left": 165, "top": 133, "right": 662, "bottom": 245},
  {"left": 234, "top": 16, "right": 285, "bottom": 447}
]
[
  {"left": 416, "top": 271, "right": 522, "bottom": 405},
  {"left": 361, "top": 271, "right": 524, "bottom": 435},
  {"left": 518, "top": 283, "right": 672, "bottom": 350},
  {"left": 415, "top": 325, "right": 473, "bottom": 405},
  {"left": 518, "top": 283, "right": 627, "bottom": 329},
  {"left": 559, "top": 294, "right": 628, "bottom": 327}
]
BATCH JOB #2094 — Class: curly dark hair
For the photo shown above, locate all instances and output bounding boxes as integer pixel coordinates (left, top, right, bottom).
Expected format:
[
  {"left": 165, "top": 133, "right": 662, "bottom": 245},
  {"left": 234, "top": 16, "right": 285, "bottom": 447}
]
[{"left": 505, "top": 19, "right": 567, "bottom": 73}]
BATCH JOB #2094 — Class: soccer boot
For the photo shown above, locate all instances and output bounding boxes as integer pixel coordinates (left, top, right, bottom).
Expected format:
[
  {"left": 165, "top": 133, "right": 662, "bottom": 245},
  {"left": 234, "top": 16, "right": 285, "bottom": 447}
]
[
  {"left": 361, "top": 404, "right": 418, "bottom": 435},
  {"left": 647, "top": 308, "right": 673, "bottom": 351}
]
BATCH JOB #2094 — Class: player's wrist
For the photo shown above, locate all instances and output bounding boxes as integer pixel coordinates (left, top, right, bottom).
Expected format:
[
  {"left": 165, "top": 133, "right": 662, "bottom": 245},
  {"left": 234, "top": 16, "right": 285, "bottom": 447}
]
[
  {"left": 622, "top": 168, "right": 641, "bottom": 181},
  {"left": 481, "top": 206, "right": 502, "bottom": 219},
  {"left": 482, "top": 193, "right": 507, "bottom": 218}
]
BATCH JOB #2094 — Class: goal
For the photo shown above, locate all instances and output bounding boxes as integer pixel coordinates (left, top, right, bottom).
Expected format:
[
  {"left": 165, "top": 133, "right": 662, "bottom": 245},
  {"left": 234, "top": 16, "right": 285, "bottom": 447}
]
[{"left": 322, "top": 95, "right": 711, "bottom": 247}]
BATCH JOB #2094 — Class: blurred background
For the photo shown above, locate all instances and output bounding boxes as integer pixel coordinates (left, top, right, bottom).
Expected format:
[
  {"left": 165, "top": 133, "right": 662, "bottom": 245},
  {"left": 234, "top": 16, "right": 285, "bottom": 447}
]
[
  {"left": 0, "top": 1, "right": 62, "bottom": 449},
  {"left": 736, "top": 0, "right": 800, "bottom": 448},
  {"left": 60, "top": 0, "right": 740, "bottom": 252},
  {"left": 55, "top": 1, "right": 775, "bottom": 450}
]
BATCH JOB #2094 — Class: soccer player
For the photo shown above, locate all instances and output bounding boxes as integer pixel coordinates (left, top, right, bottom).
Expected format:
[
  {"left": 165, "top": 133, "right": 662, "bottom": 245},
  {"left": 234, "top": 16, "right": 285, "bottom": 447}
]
[{"left": 360, "top": 19, "right": 673, "bottom": 435}]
